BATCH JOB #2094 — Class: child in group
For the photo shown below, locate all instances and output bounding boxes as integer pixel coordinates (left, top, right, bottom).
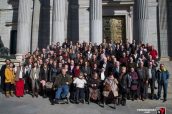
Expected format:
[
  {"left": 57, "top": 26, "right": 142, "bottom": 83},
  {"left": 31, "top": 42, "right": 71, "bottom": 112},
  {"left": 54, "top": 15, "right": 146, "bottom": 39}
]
[{"left": 73, "top": 72, "right": 87, "bottom": 104}]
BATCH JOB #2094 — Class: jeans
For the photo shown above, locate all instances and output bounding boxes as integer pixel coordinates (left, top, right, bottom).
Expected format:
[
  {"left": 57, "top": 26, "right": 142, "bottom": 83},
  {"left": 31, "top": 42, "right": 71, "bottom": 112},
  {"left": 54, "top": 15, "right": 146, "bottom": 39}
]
[
  {"left": 157, "top": 82, "right": 168, "bottom": 100},
  {"left": 55, "top": 85, "right": 69, "bottom": 99}
]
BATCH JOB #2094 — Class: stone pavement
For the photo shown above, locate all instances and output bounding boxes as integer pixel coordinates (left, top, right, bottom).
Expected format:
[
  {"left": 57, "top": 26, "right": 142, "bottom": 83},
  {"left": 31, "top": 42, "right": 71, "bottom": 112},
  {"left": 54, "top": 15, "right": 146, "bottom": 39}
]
[{"left": 0, "top": 61, "right": 172, "bottom": 114}]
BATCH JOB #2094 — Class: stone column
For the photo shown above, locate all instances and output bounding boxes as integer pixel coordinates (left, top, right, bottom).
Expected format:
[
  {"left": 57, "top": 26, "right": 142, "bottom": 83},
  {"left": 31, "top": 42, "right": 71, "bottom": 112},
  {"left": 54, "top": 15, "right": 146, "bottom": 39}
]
[
  {"left": 16, "top": 0, "right": 32, "bottom": 60},
  {"left": 135, "top": 0, "right": 149, "bottom": 44},
  {"left": 90, "top": 0, "right": 102, "bottom": 44},
  {"left": 79, "top": 0, "right": 90, "bottom": 43},
  {"left": 52, "top": 0, "right": 65, "bottom": 45},
  {"left": 31, "top": 0, "right": 40, "bottom": 52},
  {"left": 159, "top": 0, "right": 168, "bottom": 59},
  {"left": 147, "top": 0, "right": 158, "bottom": 49}
]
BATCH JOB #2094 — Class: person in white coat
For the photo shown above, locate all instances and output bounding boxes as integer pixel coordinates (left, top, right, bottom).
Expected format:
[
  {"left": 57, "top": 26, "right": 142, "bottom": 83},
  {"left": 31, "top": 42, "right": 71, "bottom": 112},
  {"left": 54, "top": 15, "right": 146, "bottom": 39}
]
[{"left": 73, "top": 72, "right": 87, "bottom": 104}]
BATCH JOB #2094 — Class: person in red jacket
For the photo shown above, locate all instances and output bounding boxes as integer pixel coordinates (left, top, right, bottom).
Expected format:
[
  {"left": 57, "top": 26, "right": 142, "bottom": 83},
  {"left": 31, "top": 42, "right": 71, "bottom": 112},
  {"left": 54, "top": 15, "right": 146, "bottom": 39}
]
[
  {"left": 73, "top": 64, "right": 80, "bottom": 78},
  {"left": 149, "top": 45, "right": 158, "bottom": 60}
]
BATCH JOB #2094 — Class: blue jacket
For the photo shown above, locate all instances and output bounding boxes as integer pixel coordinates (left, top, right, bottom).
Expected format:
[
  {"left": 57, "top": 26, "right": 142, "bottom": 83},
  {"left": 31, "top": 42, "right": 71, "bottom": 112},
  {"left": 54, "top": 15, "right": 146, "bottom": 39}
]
[{"left": 156, "top": 69, "right": 169, "bottom": 84}]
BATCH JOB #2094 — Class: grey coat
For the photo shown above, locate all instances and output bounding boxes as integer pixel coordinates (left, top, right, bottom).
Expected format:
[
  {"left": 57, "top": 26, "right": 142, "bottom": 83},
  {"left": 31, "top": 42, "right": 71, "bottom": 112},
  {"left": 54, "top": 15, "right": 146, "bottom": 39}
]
[
  {"left": 30, "top": 67, "right": 40, "bottom": 80},
  {"left": 30, "top": 67, "right": 40, "bottom": 89}
]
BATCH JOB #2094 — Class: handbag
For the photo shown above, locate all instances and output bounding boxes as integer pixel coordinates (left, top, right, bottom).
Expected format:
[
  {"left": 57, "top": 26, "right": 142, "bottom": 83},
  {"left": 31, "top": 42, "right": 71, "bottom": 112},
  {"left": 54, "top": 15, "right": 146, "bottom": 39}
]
[
  {"left": 45, "top": 82, "right": 53, "bottom": 89},
  {"left": 103, "top": 83, "right": 111, "bottom": 91}
]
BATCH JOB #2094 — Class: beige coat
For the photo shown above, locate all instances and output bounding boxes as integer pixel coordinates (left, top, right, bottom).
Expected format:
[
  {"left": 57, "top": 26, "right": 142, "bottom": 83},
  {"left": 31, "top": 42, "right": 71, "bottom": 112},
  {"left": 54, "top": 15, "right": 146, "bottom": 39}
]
[{"left": 103, "top": 78, "right": 118, "bottom": 97}]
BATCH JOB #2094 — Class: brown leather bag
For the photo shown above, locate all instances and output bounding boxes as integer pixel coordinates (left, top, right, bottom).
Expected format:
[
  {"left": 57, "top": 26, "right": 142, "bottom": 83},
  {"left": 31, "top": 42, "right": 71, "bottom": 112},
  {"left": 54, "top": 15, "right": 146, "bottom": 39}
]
[{"left": 103, "top": 83, "right": 111, "bottom": 91}]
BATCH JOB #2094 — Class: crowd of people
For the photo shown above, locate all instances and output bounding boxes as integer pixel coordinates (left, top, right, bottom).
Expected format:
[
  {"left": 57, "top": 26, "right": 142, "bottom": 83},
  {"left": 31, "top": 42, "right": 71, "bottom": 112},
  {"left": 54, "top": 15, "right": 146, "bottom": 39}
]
[{"left": 0, "top": 39, "right": 170, "bottom": 108}]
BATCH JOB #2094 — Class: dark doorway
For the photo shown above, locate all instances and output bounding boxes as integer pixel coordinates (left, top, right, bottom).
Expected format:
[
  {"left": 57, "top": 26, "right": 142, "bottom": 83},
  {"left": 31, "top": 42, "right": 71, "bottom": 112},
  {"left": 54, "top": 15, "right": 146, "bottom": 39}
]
[
  {"left": 38, "top": 0, "right": 50, "bottom": 49},
  {"left": 67, "top": 0, "right": 79, "bottom": 42},
  {"left": 10, "top": 30, "right": 17, "bottom": 54}
]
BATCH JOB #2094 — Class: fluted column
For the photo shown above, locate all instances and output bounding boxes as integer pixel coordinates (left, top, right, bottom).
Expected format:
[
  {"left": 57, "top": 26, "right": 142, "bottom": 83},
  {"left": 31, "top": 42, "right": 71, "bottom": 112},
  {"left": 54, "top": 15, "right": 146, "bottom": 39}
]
[
  {"left": 159, "top": 0, "right": 168, "bottom": 58},
  {"left": 16, "top": 0, "right": 32, "bottom": 60},
  {"left": 31, "top": 0, "right": 40, "bottom": 52},
  {"left": 135, "top": 0, "right": 149, "bottom": 43},
  {"left": 90, "top": 0, "right": 102, "bottom": 44},
  {"left": 52, "top": 0, "right": 65, "bottom": 45}
]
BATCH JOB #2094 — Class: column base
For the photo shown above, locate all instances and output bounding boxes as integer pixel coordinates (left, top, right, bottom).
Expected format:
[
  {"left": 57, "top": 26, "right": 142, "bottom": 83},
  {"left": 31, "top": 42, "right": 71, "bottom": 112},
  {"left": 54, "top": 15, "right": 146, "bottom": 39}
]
[
  {"left": 15, "top": 54, "right": 24, "bottom": 62},
  {"left": 160, "top": 57, "right": 171, "bottom": 61},
  {"left": 91, "top": 20, "right": 102, "bottom": 45}
]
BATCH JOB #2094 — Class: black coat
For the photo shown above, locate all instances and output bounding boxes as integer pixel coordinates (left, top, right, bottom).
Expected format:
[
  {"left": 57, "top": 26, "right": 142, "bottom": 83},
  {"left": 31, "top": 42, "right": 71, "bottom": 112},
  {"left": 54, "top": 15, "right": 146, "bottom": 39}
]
[
  {"left": 119, "top": 73, "right": 130, "bottom": 93},
  {"left": 0, "top": 64, "right": 6, "bottom": 90},
  {"left": 81, "top": 66, "right": 91, "bottom": 77},
  {"left": 136, "top": 67, "right": 149, "bottom": 83},
  {"left": 39, "top": 67, "right": 48, "bottom": 81},
  {"left": 99, "top": 61, "right": 113, "bottom": 76},
  {"left": 147, "top": 67, "right": 157, "bottom": 81},
  {"left": 88, "top": 78, "right": 101, "bottom": 89}
]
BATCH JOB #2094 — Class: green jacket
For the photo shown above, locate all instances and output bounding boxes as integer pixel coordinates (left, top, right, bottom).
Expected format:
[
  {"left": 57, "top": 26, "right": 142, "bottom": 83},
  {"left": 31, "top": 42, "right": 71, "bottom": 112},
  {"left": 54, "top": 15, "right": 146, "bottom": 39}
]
[{"left": 53, "top": 73, "right": 72, "bottom": 88}]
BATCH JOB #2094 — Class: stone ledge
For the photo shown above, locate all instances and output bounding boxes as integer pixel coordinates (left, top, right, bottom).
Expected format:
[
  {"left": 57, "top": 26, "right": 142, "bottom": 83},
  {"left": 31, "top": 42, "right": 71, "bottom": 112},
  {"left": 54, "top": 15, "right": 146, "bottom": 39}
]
[
  {"left": 160, "top": 57, "right": 172, "bottom": 61},
  {"left": 0, "top": 58, "right": 20, "bottom": 67}
]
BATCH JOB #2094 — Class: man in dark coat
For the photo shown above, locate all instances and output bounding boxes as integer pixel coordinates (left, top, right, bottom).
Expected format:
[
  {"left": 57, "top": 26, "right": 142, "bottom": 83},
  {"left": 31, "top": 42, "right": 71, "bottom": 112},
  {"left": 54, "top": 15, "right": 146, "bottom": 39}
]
[
  {"left": 81, "top": 61, "right": 91, "bottom": 80},
  {"left": 136, "top": 61, "right": 148, "bottom": 101},
  {"left": 53, "top": 67, "right": 72, "bottom": 103},
  {"left": 0, "top": 59, "right": 11, "bottom": 93},
  {"left": 118, "top": 66, "right": 130, "bottom": 106},
  {"left": 99, "top": 57, "right": 113, "bottom": 77},
  {"left": 39, "top": 63, "right": 49, "bottom": 98},
  {"left": 147, "top": 61, "right": 157, "bottom": 99}
]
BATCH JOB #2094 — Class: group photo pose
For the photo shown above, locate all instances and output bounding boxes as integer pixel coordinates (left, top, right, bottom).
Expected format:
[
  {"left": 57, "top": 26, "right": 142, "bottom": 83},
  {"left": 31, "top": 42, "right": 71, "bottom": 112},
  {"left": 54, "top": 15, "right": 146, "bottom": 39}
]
[{"left": 0, "top": 40, "right": 170, "bottom": 109}]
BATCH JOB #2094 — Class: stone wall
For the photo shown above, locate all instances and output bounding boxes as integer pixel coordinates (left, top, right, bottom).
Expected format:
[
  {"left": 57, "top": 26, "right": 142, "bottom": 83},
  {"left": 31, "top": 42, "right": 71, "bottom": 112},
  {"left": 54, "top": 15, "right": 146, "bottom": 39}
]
[
  {"left": 78, "top": 0, "right": 90, "bottom": 43},
  {"left": 148, "top": 0, "right": 158, "bottom": 49},
  {"left": 0, "top": 0, "right": 17, "bottom": 48},
  {"left": 0, "top": 0, "right": 171, "bottom": 58},
  {"left": 158, "top": 0, "right": 168, "bottom": 58},
  {"left": 167, "top": 0, "right": 172, "bottom": 57}
]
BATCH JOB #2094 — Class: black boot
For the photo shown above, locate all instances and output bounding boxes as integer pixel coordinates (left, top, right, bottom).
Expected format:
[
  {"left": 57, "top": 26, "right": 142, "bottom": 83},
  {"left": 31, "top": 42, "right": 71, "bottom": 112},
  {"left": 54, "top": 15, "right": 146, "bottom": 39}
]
[
  {"left": 43, "top": 86, "right": 47, "bottom": 98},
  {"left": 121, "top": 99, "right": 126, "bottom": 106},
  {"left": 32, "top": 89, "right": 35, "bottom": 98},
  {"left": 76, "top": 99, "right": 79, "bottom": 104},
  {"left": 103, "top": 97, "right": 106, "bottom": 108},
  {"left": 54, "top": 98, "right": 60, "bottom": 104},
  {"left": 114, "top": 98, "right": 117, "bottom": 109},
  {"left": 117, "top": 97, "right": 121, "bottom": 105}
]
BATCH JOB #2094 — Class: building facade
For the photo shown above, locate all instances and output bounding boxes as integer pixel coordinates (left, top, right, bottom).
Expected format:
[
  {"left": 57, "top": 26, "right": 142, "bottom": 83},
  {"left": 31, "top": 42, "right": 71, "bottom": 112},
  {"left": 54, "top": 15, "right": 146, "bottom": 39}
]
[{"left": 0, "top": 0, "right": 171, "bottom": 59}]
